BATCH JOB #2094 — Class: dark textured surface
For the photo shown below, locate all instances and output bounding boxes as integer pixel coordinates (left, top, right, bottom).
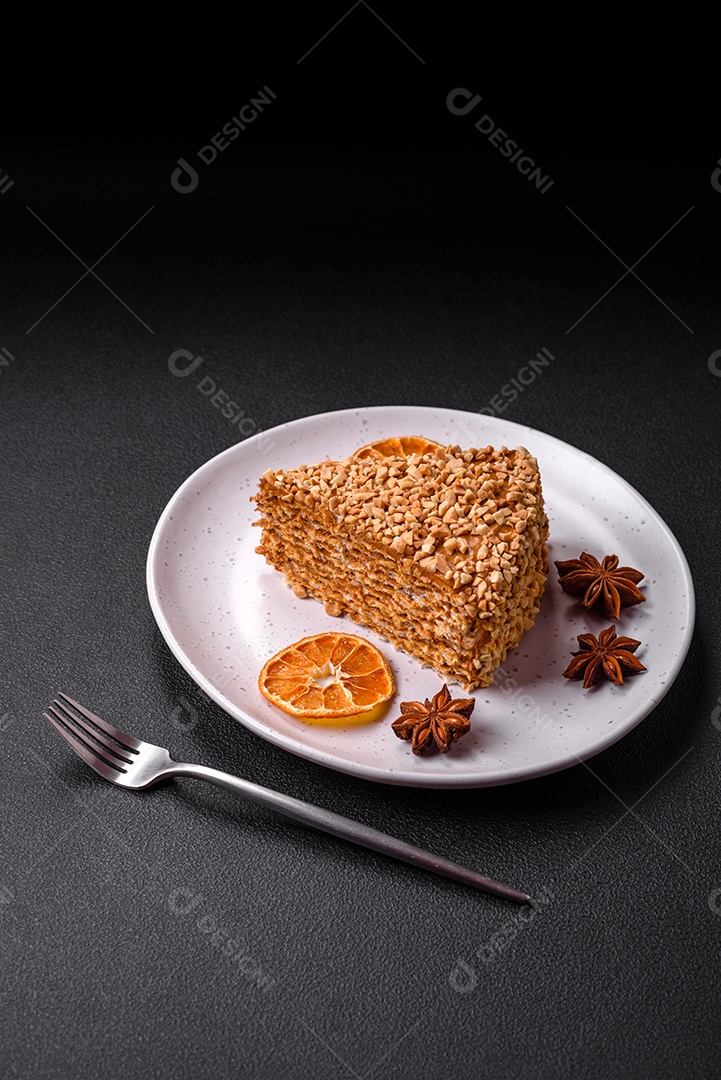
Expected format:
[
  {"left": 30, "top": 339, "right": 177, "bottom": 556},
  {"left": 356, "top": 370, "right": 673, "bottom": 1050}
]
[{"left": 2, "top": 14, "right": 720, "bottom": 1080}]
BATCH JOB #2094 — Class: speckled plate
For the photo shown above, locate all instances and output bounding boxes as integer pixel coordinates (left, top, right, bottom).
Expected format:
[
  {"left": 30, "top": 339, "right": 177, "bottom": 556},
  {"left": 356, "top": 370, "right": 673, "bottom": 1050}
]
[{"left": 146, "top": 405, "right": 694, "bottom": 788}]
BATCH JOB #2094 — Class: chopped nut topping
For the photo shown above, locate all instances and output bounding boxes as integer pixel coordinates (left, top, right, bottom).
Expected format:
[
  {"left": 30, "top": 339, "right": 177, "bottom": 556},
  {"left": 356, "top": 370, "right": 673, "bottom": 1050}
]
[{"left": 253, "top": 440, "right": 548, "bottom": 690}]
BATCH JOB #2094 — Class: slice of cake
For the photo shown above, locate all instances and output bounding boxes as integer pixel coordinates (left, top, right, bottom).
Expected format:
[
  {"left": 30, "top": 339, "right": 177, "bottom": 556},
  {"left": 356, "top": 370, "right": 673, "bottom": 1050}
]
[{"left": 253, "top": 442, "right": 548, "bottom": 690}]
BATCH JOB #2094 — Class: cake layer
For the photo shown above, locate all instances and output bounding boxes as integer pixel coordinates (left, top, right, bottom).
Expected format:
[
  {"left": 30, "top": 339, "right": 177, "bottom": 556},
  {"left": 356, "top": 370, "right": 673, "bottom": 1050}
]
[
  {"left": 259, "top": 527, "right": 546, "bottom": 687},
  {"left": 254, "top": 443, "right": 548, "bottom": 690}
]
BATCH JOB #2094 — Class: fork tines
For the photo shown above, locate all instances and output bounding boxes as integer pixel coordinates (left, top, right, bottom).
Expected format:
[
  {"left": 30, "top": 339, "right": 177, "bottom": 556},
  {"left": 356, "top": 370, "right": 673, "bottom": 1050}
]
[{"left": 44, "top": 693, "right": 140, "bottom": 774}]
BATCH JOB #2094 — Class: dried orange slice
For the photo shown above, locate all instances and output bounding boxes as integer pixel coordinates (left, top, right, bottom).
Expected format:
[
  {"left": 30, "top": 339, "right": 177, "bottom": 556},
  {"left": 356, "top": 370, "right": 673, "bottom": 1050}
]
[
  {"left": 258, "top": 633, "right": 395, "bottom": 718},
  {"left": 352, "top": 435, "right": 442, "bottom": 461}
]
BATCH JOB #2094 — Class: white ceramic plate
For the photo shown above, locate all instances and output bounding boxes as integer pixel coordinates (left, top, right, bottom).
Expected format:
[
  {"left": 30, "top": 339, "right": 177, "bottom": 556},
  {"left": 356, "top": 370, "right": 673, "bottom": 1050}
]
[{"left": 146, "top": 406, "right": 694, "bottom": 788}]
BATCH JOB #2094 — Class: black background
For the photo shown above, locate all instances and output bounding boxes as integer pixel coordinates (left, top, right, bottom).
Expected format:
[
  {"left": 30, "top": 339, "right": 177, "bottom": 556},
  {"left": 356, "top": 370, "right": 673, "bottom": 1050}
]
[{"left": 2, "top": 10, "right": 720, "bottom": 1079}]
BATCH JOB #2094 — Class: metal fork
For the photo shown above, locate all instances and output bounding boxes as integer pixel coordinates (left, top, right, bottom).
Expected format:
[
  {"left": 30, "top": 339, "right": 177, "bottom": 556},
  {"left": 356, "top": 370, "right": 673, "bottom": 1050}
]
[{"left": 45, "top": 692, "right": 530, "bottom": 903}]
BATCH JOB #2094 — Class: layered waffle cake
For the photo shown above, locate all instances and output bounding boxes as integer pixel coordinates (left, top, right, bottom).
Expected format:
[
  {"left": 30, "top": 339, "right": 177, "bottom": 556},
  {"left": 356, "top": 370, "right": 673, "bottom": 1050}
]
[{"left": 253, "top": 440, "right": 548, "bottom": 690}]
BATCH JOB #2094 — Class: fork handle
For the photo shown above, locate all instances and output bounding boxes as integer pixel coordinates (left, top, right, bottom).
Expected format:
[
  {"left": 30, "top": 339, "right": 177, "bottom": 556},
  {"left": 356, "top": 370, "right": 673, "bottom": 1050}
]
[{"left": 168, "top": 763, "right": 529, "bottom": 903}]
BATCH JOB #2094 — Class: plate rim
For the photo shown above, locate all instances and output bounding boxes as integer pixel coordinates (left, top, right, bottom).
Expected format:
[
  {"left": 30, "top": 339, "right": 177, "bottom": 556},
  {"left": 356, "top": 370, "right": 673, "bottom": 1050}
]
[{"left": 146, "top": 404, "right": 696, "bottom": 788}]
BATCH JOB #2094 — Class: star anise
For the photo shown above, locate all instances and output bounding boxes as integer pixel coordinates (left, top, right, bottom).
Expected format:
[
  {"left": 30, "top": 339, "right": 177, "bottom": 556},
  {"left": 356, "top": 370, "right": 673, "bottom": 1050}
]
[
  {"left": 555, "top": 551, "right": 646, "bottom": 620},
  {"left": 562, "top": 625, "right": 646, "bottom": 688},
  {"left": 391, "top": 684, "right": 475, "bottom": 754}
]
